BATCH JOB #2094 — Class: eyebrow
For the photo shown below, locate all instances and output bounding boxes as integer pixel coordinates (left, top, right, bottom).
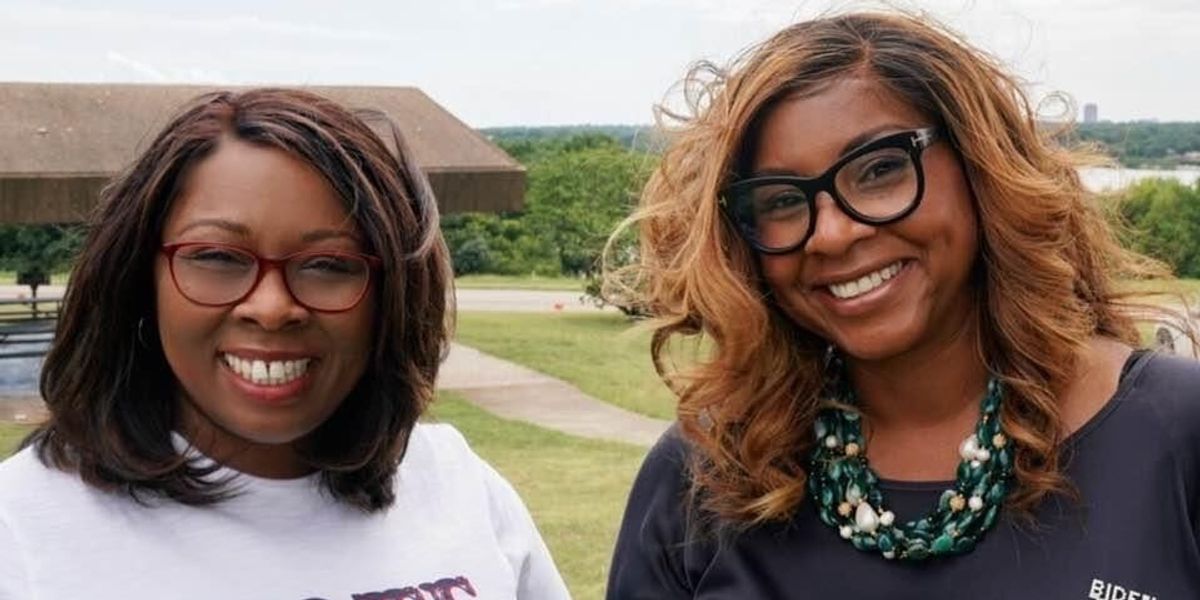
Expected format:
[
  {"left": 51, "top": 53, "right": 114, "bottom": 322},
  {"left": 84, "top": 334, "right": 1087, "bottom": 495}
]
[
  {"left": 751, "top": 123, "right": 910, "bottom": 178},
  {"left": 174, "top": 219, "right": 360, "bottom": 243}
]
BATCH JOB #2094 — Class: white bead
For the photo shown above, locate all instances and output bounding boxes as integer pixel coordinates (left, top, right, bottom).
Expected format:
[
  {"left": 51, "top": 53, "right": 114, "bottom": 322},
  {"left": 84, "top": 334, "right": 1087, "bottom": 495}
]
[
  {"left": 969, "top": 496, "right": 984, "bottom": 512},
  {"left": 975, "top": 448, "right": 991, "bottom": 462},
  {"left": 882, "top": 550, "right": 896, "bottom": 560},
  {"left": 855, "top": 502, "right": 880, "bottom": 534},
  {"left": 839, "top": 525, "right": 853, "bottom": 539},
  {"left": 879, "top": 511, "right": 895, "bottom": 527},
  {"left": 971, "top": 460, "right": 982, "bottom": 469},
  {"left": 959, "top": 435, "right": 980, "bottom": 462},
  {"left": 825, "top": 435, "right": 840, "bottom": 449}
]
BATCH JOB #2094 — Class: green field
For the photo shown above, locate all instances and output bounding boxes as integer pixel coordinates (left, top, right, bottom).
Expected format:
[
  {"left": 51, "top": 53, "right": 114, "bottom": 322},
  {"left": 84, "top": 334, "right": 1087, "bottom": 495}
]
[
  {"left": 0, "top": 271, "right": 69, "bottom": 286},
  {"left": 428, "top": 395, "right": 643, "bottom": 599},
  {"left": 0, "top": 422, "right": 29, "bottom": 457},
  {"left": 455, "top": 311, "right": 679, "bottom": 420},
  {"left": 454, "top": 274, "right": 585, "bottom": 291}
]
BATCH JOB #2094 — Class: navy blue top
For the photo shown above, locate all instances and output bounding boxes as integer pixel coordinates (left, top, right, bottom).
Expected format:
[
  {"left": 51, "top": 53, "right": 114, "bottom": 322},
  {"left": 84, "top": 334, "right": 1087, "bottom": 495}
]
[{"left": 608, "top": 351, "right": 1200, "bottom": 599}]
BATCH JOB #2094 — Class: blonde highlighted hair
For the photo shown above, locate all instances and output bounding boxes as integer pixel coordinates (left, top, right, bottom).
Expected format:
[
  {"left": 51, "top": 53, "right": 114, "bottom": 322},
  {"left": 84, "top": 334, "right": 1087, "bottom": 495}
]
[{"left": 613, "top": 11, "right": 1180, "bottom": 526}]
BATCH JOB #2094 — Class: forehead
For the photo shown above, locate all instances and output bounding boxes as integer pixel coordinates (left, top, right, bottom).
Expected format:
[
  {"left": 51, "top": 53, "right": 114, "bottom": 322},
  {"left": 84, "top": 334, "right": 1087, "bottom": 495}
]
[
  {"left": 162, "top": 138, "right": 358, "bottom": 242},
  {"left": 751, "top": 77, "right": 929, "bottom": 176}
]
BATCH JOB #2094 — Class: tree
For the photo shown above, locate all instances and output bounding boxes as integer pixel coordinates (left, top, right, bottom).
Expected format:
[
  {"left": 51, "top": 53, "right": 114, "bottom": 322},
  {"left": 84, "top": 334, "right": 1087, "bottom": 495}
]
[
  {"left": 0, "top": 224, "right": 83, "bottom": 296},
  {"left": 1117, "top": 179, "right": 1200, "bottom": 277},
  {"left": 523, "top": 144, "right": 655, "bottom": 277}
]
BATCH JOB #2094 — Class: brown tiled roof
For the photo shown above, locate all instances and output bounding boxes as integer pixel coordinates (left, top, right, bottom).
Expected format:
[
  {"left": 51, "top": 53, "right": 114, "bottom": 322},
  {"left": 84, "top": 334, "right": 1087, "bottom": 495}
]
[{"left": 0, "top": 82, "right": 523, "bottom": 222}]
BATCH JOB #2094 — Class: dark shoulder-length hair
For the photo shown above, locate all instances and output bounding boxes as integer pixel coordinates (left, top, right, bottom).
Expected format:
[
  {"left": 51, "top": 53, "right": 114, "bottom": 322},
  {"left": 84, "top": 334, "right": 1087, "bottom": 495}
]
[{"left": 28, "top": 88, "right": 452, "bottom": 512}]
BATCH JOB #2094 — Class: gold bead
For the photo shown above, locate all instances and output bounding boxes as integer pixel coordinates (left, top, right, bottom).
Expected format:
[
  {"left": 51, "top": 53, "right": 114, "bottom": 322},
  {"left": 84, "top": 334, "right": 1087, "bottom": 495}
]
[
  {"left": 844, "top": 442, "right": 860, "bottom": 457},
  {"left": 837, "top": 502, "right": 852, "bottom": 517},
  {"left": 949, "top": 494, "right": 966, "bottom": 512},
  {"left": 992, "top": 433, "right": 1007, "bottom": 448}
]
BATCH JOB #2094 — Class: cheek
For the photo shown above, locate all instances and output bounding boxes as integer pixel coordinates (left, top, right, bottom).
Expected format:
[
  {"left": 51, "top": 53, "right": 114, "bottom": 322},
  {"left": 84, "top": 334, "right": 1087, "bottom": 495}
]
[
  {"left": 758, "top": 254, "right": 827, "bottom": 330},
  {"left": 154, "top": 263, "right": 220, "bottom": 380},
  {"left": 328, "top": 299, "right": 376, "bottom": 369},
  {"left": 759, "top": 254, "right": 803, "bottom": 295}
]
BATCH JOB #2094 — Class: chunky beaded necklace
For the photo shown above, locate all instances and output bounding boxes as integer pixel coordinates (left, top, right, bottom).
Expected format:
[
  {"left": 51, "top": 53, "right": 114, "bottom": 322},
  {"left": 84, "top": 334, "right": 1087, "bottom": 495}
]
[{"left": 807, "top": 357, "right": 1014, "bottom": 561}]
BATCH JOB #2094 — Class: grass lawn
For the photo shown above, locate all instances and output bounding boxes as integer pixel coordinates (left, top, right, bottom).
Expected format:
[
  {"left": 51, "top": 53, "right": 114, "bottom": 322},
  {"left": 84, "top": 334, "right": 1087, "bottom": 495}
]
[
  {"left": 1118, "top": 278, "right": 1200, "bottom": 301},
  {"left": 427, "top": 394, "right": 644, "bottom": 599},
  {"left": 455, "top": 274, "right": 585, "bottom": 291},
  {"left": 0, "top": 271, "right": 69, "bottom": 286},
  {"left": 1, "top": 422, "right": 32, "bottom": 457},
  {"left": 456, "top": 311, "right": 679, "bottom": 420},
  {"left": 1, "top": 397, "right": 643, "bottom": 600}
]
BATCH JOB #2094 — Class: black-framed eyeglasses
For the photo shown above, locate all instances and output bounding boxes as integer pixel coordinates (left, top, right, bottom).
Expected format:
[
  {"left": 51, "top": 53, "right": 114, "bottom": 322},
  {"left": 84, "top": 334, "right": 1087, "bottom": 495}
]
[
  {"left": 721, "top": 127, "right": 941, "bottom": 254},
  {"left": 160, "top": 242, "right": 382, "bottom": 313}
]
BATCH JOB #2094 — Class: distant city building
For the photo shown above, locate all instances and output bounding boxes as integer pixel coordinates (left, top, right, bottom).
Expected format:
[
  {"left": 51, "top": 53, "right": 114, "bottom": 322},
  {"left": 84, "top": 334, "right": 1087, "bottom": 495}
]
[{"left": 1083, "top": 103, "right": 1099, "bottom": 123}]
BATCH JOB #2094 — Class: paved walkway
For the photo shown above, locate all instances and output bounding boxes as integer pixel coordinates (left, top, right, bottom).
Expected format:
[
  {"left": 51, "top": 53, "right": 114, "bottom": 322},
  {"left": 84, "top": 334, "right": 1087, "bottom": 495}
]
[{"left": 438, "top": 343, "right": 670, "bottom": 446}]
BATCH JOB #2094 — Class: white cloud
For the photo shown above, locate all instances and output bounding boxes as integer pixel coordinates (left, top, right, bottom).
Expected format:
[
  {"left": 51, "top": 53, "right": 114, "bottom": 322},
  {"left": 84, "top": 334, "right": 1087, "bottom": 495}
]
[
  {"left": 0, "top": 2, "right": 399, "bottom": 43},
  {"left": 104, "top": 51, "right": 166, "bottom": 82}
]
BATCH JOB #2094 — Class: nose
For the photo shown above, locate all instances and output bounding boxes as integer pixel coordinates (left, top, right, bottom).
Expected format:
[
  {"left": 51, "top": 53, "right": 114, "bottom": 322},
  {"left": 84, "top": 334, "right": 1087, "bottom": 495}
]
[
  {"left": 803, "top": 192, "right": 877, "bottom": 256},
  {"left": 231, "top": 267, "right": 308, "bottom": 331}
]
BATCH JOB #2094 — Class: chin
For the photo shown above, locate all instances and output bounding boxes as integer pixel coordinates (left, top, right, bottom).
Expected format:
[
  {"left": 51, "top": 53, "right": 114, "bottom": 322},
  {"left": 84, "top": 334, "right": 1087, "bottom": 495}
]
[
  {"left": 215, "top": 413, "right": 321, "bottom": 447},
  {"left": 830, "top": 328, "right": 923, "bottom": 364}
]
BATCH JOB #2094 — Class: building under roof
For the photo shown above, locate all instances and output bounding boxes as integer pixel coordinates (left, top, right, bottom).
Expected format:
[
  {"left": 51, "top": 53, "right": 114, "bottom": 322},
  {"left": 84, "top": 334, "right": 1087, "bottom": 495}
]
[{"left": 0, "top": 82, "right": 524, "bottom": 223}]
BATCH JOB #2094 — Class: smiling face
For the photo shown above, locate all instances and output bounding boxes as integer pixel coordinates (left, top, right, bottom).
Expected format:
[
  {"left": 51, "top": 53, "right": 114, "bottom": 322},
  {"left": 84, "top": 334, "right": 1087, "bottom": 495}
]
[
  {"left": 751, "top": 77, "right": 979, "bottom": 364},
  {"left": 155, "top": 138, "right": 375, "bottom": 478}
]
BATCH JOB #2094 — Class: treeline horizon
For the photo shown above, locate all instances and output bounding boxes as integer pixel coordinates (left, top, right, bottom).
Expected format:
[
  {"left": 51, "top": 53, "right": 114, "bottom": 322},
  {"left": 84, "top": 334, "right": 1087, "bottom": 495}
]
[{"left": 482, "top": 122, "right": 1200, "bottom": 169}]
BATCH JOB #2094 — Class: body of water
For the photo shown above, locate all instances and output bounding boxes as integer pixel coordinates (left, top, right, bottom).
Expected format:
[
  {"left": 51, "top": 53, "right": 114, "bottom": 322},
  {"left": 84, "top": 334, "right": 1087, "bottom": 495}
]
[{"left": 1080, "top": 166, "right": 1200, "bottom": 192}]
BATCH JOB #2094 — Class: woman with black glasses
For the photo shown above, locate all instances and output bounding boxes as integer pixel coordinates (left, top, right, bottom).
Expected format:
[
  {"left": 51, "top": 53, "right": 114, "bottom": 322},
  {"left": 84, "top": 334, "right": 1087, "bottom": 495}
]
[
  {"left": 607, "top": 11, "right": 1200, "bottom": 598},
  {"left": 0, "top": 88, "right": 569, "bottom": 599}
]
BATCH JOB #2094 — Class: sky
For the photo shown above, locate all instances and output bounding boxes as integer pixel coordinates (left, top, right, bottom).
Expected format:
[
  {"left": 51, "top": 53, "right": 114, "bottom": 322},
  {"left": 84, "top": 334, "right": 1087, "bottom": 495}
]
[{"left": 1, "top": 0, "right": 1197, "bottom": 127}]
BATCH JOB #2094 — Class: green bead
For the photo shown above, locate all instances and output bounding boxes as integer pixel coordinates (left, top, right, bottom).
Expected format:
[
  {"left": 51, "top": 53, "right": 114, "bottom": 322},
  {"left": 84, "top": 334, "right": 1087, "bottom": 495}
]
[
  {"left": 906, "top": 541, "right": 929, "bottom": 560},
  {"left": 931, "top": 534, "right": 954, "bottom": 555},
  {"left": 830, "top": 461, "right": 843, "bottom": 480},
  {"left": 878, "top": 533, "right": 894, "bottom": 552},
  {"left": 983, "top": 506, "right": 999, "bottom": 529},
  {"left": 820, "top": 487, "right": 834, "bottom": 506},
  {"left": 953, "top": 537, "right": 975, "bottom": 553},
  {"left": 852, "top": 535, "right": 878, "bottom": 551},
  {"left": 913, "top": 519, "right": 932, "bottom": 534},
  {"left": 938, "top": 490, "right": 956, "bottom": 511},
  {"left": 987, "top": 482, "right": 1007, "bottom": 504},
  {"left": 998, "top": 449, "right": 1012, "bottom": 469},
  {"left": 956, "top": 462, "right": 973, "bottom": 481}
]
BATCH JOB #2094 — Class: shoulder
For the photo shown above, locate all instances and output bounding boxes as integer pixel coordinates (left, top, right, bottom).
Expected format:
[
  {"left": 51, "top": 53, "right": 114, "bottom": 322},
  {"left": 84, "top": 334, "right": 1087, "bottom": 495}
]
[
  {"left": 609, "top": 424, "right": 708, "bottom": 598},
  {"left": 404, "top": 422, "right": 476, "bottom": 467},
  {"left": 399, "top": 423, "right": 519, "bottom": 506},
  {"left": 635, "top": 422, "right": 693, "bottom": 490},
  {"left": 0, "top": 445, "right": 77, "bottom": 509},
  {"left": 1110, "top": 352, "right": 1200, "bottom": 479},
  {"left": 1122, "top": 351, "right": 1200, "bottom": 423}
]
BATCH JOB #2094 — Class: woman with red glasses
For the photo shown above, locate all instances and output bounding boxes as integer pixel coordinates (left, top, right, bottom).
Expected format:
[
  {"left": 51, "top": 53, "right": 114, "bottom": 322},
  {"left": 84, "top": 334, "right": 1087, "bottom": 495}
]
[
  {"left": 607, "top": 11, "right": 1200, "bottom": 598},
  {"left": 0, "top": 89, "right": 568, "bottom": 599}
]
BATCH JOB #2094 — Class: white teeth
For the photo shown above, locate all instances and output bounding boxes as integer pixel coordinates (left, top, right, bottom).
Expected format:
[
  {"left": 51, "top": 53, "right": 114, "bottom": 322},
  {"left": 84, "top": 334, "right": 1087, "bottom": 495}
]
[
  {"left": 828, "top": 262, "right": 903, "bottom": 300},
  {"left": 223, "top": 354, "right": 312, "bottom": 386}
]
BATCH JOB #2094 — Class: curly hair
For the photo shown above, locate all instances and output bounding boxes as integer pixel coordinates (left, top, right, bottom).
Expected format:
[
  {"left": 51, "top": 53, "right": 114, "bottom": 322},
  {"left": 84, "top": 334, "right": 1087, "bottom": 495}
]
[
  {"left": 28, "top": 88, "right": 451, "bottom": 512},
  {"left": 614, "top": 11, "right": 1181, "bottom": 526}
]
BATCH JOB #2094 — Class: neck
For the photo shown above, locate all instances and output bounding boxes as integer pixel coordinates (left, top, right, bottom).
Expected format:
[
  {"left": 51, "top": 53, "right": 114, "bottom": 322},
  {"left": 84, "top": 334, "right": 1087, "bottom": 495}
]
[{"left": 846, "top": 305, "right": 988, "bottom": 432}]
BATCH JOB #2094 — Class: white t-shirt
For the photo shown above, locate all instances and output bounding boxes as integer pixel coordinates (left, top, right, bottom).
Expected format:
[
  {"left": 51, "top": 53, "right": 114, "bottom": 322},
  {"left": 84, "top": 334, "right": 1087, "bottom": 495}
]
[{"left": 0, "top": 423, "right": 571, "bottom": 600}]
